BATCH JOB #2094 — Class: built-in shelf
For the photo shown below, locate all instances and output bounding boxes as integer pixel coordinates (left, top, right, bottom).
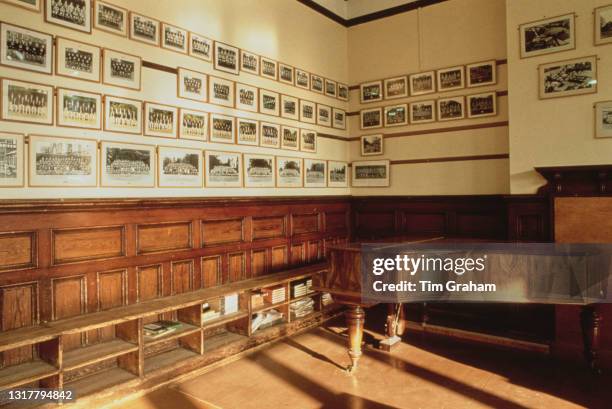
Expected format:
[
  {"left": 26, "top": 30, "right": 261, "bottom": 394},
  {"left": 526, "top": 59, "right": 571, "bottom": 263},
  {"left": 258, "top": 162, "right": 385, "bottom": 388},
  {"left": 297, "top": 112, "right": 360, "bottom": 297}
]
[
  {"left": 291, "top": 292, "right": 320, "bottom": 303},
  {"left": 202, "top": 311, "right": 249, "bottom": 329},
  {"left": 144, "top": 348, "right": 199, "bottom": 375},
  {"left": 0, "top": 360, "right": 58, "bottom": 390},
  {"left": 252, "top": 301, "right": 287, "bottom": 314},
  {"left": 67, "top": 367, "right": 137, "bottom": 397},
  {"left": 63, "top": 340, "right": 139, "bottom": 371},
  {"left": 203, "top": 331, "right": 247, "bottom": 354},
  {"left": 144, "top": 323, "right": 200, "bottom": 346}
]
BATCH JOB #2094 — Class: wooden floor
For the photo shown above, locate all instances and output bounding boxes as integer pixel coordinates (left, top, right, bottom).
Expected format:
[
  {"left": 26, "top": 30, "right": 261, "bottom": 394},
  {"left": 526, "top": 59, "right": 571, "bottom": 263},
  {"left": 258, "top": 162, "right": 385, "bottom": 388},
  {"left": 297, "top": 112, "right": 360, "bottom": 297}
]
[{"left": 108, "top": 315, "right": 612, "bottom": 409}]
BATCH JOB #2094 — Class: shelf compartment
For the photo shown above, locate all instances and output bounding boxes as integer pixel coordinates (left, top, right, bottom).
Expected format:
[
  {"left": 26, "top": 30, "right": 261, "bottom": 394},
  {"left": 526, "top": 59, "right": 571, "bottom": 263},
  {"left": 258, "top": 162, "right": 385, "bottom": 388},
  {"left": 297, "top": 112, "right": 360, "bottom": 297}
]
[
  {"left": 63, "top": 339, "right": 139, "bottom": 371},
  {"left": 144, "top": 322, "right": 200, "bottom": 346},
  {"left": 66, "top": 366, "right": 137, "bottom": 398},
  {"left": 252, "top": 301, "right": 287, "bottom": 314},
  {"left": 0, "top": 360, "right": 59, "bottom": 390},
  {"left": 202, "top": 311, "right": 249, "bottom": 328},
  {"left": 203, "top": 331, "right": 248, "bottom": 354},
  {"left": 144, "top": 347, "right": 199, "bottom": 375}
]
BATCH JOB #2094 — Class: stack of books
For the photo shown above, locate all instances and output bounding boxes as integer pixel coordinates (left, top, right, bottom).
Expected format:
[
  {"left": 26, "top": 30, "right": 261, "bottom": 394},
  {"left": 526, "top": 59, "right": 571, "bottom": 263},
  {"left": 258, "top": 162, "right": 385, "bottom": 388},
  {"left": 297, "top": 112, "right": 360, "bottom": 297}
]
[
  {"left": 202, "top": 302, "right": 221, "bottom": 322},
  {"left": 306, "top": 278, "right": 313, "bottom": 294},
  {"left": 251, "top": 309, "right": 284, "bottom": 332},
  {"left": 290, "top": 297, "right": 315, "bottom": 318},
  {"left": 224, "top": 293, "right": 239, "bottom": 315},
  {"left": 251, "top": 291, "right": 264, "bottom": 309},
  {"left": 321, "top": 292, "right": 333, "bottom": 306},
  {"left": 291, "top": 281, "right": 308, "bottom": 298},
  {"left": 262, "top": 286, "right": 286, "bottom": 304},
  {"left": 144, "top": 320, "right": 182, "bottom": 340}
]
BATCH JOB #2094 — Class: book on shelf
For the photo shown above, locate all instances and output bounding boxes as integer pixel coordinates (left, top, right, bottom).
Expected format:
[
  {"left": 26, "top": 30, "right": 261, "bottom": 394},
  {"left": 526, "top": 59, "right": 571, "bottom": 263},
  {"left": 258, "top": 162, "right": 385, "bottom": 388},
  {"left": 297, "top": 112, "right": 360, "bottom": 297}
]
[
  {"left": 290, "top": 297, "right": 315, "bottom": 318},
  {"left": 262, "top": 286, "right": 286, "bottom": 304},
  {"left": 251, "top": 292, "right": 264, "bottom": 309},
  {"left": 251, "top": 309, "right": 284, "bottom": 332},
  {"left": 321, "top": 292, "right": 333, "bottom": 306},
  {"left": 224, "top": 293, "right": 239, "bottom": 315},
  {"left": 144, "top": 320, "right": 183, "bottom": 339},
  {"left": 291, "top": 278, "right": 314, "bottom": 298},
  {"left": 202, "top": 302, "right": 222, "bottom": 322}
]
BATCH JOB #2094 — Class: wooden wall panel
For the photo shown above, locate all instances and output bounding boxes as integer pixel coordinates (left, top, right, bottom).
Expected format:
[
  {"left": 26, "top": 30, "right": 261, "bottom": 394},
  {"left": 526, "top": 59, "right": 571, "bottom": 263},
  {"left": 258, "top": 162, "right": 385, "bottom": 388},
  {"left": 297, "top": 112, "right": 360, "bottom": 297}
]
[
  {"left": 97, "top": 270, "right": 127, "bottom": 341},
  {"left": 325, "top": 212, "right": 348, "bottom": 234},
  {"left": 355, "top": 211, "right": 395, "bottom": 236},
  {"left": 201, "top": 256, "right": 221, "bottom": 288},
  {"left": 0, "top": 283, "right": 37, "bottom": 367},
  {"left": 52, "top": 276, "right": 86, "bottom": 350},
  {"left": 271, "top": 246, "right": 288, "bottom": 271},
  {"left": 251, "top": 249, "right": 267, "bottom": 277},
  {"left": 290, "top": 243, "right": 305, "bottom": 266},
  {"left": 404, "top": 213, "right": 446, "bottom": 234},
  {"left": 137, "top": 222, "right": 192, "bottom": 254},
  {"left": 171, "top": 260, "right": 194, "bottom": 295},
  {"left": 307, "top": 241, "right": 321, "bottom": 262},
  {"left": 292, "top": 213, "right": 320, "bottom": 235},
  {"left": 138, "top": 264, "right": 162, "bottom": 302},
  {"left": 53, "top": 226, "right": 125, "bottom": 264},
  {"left": 228, "top": 252, "right": 246, "bottom": 282},
  {"left": 0, "top": 232, "right": 36, "bottom": 272},
  {"left": 201, "top": 219, "right": 244, "bottom": 246},
  {"left": 252, "top": 216, "right": 286, "bottom": 240}
]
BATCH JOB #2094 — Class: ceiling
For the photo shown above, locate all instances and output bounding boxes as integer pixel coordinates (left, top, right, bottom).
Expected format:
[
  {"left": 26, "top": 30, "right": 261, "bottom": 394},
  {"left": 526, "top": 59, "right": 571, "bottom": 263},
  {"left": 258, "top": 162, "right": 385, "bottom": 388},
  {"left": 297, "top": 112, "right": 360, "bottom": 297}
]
[{"left": 311, "top": 0, "right": 421, "bottom": 20}]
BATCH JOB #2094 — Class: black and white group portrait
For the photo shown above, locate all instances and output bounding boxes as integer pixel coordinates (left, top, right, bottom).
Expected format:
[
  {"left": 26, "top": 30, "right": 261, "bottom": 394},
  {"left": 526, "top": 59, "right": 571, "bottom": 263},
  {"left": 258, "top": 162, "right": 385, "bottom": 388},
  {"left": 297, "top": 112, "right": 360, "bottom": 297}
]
[
  {"left": 467, "top": 61, "right": 496, "bottom": 87},
  {"left": 467, "top": 92, "right": 496, "bottom": 118},
  {"left": 0, "top": 133, "right": 23, "bottom": 187},
  {"left": 595, "top": 101, "right": 612, "bottom": 139},
  {"left": 101, "top": 142, "right": 155, "bottom": 187},
  {"left": 338, "top": 84, "right": 349, "bottom": 101},
  {"left": 205, "top": 151, "right": 242, "bottom": 187},
  {"left": 360, "top": 81, "right": 382, "bottom": 103},
  {"left": 190, "top": 33, "right": 212, "bottom": 61},
  {"left": 260, "top": 58, "right": 277, "bottom": 79},
  {"left": 46, "top": 0, "right": 92, "bottom": 32},
  {"left": 214, "top": 42, "right": 239, "bottom": 74},
  {"left": 210, "top": 114, "right": 234, "bottom": 143},
  {"left": 180, "top": 109, "right": 207, "bottom": 141},
  {"left": 279, "top": 64, "right": 294, "bottom": 84},
  {"left": 437, "top": 66, "right": 464, "bottom": 91},
  {"left": 281, "top": 95, "right": 298, "bottom": 120},
  {"left": 94, "top": 1, "right": 127, "bottom": 36},
  {"left": 520, "top": 13, "right": 574, "bottom": 58},
  {"left": 260, "top": 90, "right": 279, "bottom": 116},
  {"left": 144, "top": 103, "right": 177, "bottom": 138},
  {"left": 352, "top": 160, "right": 390, "bottom": 187},
  {"left": 57, "top": 88, "right": 101, "bottom": 129},
  {"left": 277, "top": 157, "right": 302, "bottom": 188},
  {"left": 236, "top": 84, "right": 257, "bottom": 112},
  {"left": 361, "top": 134, "right": 383, "bottom": 156},
  {"left": 130, "top": 13, "right": 159, "bottom": 45},
  {"left": 1, "top": 78, "right": 53, "bottom": 124},
  {"left": 384, "top": 104, "right": 408, "bottom": 127},
  {"left": 162, "top": 24, "right": 187, "bottom": 53},
  {"left": 261, "top": 123, "right": 280, "bottom": 148},
  {"left": 384, "top": 77, "right": 408, "bottom": 99},
  {"left": 304, "top": 159, "right": 326, "bottom": 188},
  {"left": 296, "top": 69, "right": 310, "bottom": 89},
  {"left": 178, "top": 68, "right": 207, "bottom": 102},
  {"left": 328, "top": 161, "right": 348, "bottom": 188},
  {"left": 240, "top": 50, "right": 258, "bottom": 74},
  {"left": 410, "top": 100, "right": 435, "bottom": 124},
  {"left": 317, "top": 105, "right": 331, "bottom": 127},
  {"left": 1, "top": 23, "right": 52, "bottom": 74},
  {"left": 437, "top": 97, "right": 465, "bottom": 121},
  {"left": 595, "top": 5, "right": 612, "bottom": 45},
  {"left": 360, "top": 108, "right": 382, "bottom": 129},
  {"left": 300, "top": 130, "right": 316, "bottom": 153},
  {"left": 539, "top": 56, "right": 597, "bottom": 99},
  {"left": 409, "top": 71, "right": 435, "bottom": 96},
  {"left": 209, "top": 77, "right": 234, "bottom": 107},
  {"left": 300, "top": 100, "right": 316, "bottom": 124},
  {"left": 244, "top": 154, "right": 274, "bottom": 188},
  {"left": 281, "top": 126, "right": 299, "bottom": 150},
  {"left": 311, "top": 75, "right": 324, "bottom": 93},
  {"left": 237, "top": 118, "right": 258, "bottom": 146},
  {"left": 57, "top": 37, "right": 100, "bottom": 82},
  {"left": 158, "top": 146, "right": 202, "bottom": 187},
  {"left": 104, "top": 95, "right": 141, "bottom": 134},
  {"left": 325, "top": 79, "right": 337, "bottom": 97},
  {"left": 103, "top": 49, "right": 141, "bottom": 90},
  {"left": 333, "top": 108, "right": 346, "bottom": 129},
  {"left": 2, "top": 0, "right": 41, "bottom": 12}
]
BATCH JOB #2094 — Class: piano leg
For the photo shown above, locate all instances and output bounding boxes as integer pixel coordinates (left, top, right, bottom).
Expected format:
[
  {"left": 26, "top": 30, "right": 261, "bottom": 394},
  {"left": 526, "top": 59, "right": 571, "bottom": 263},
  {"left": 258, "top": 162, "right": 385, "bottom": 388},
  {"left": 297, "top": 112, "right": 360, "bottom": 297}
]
[
  {"left": 346, "top": 305, "right": 365, "bottom": 373},
  {"left": 580, "top": 305, "right": 602, "bottom": 373}
]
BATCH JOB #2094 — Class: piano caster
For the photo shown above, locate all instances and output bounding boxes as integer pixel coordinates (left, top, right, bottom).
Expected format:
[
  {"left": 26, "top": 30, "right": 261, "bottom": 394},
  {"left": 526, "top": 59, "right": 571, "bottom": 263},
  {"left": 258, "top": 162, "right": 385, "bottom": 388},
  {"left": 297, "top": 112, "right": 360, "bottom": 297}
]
[{"left": 346, "top": 305, "right": 365, "bottom": 375}]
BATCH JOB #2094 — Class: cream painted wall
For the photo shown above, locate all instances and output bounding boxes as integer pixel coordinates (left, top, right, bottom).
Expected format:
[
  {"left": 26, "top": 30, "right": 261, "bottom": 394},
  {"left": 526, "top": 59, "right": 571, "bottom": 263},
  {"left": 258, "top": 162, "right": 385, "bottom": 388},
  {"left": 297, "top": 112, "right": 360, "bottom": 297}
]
[
  {"left": 506, "top": 0, "right": 612, "bottom": 194},
  {"left": 0, "top": 0, "right": 349, "bottom": 199}
]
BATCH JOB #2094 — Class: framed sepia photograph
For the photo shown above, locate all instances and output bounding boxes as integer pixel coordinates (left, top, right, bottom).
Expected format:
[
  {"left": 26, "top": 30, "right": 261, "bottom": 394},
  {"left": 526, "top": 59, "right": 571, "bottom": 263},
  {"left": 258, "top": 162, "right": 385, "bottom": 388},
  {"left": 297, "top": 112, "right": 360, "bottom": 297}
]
[
  {"left": 55, "top": 37, "right": 101, "bottom": 82},
  {"left": 1, "top": 22, "right": 52, "bottom": 74},
  {"left": 520, "top": 13, "right": 575, "bottom": 59},
  {"left": 100, "top": 141, "right": 155, "bottom": 187},
  {"left": 243, "top": 153, "right": 274, "bottom": 188},
  {"left": 259, "top": 89, "right": 280, "bottom": 116},
  {"left": 209, "top": 113, "right": 234, "bottom": 144},
  {"left": 144, "top": 102, "right": 178, "bottom": 138},
  {"left": 332, "top": 108, "right": 346, "bottom": 130},
  {"left": 281, "top": 94, "right": 299, "bottom": 120},
  {"left": 384, "top": 104, "right": 408, "bottom": 127},
  {"left": 260, "top": 122, "right": 280, "bottom": 148},
  {"left": 158, "top": 145, "right": 202, "bottom": 188},
  {"left": 384, "top": 76, "right": 408, "bottom": 100},
  {"left": 311, "top": 74, "right": 324, "bottom": 94},
  {"left": 276, "top": 156, "right": 302, "bottom": 188},
  {"left": 360, "top": 107, "right": 382, "bottom": 130},
  {"left": 189, "top": 32, "right": 212, "bottom": 61},
  {"left": 260, "top": 57, "right": 277, "bottom": 80},
  {"left": 467, "top": 92, "right": 497, "bottom": 118},
  {"left": 240, "top": 50, "right": 259, "bottom": 75},
  {"left": 317, "top": 104, "right": 332, "bottom": 127},
  {"left": 102, "top": 48, "right": 141, "bottom": 90},
  {"left": 300, "top": 129, "right": 316, "bottom": 153},
  {"left": 595, "top": 100, "right": 612, "bottom": 138},
  {"left": 539, "top": 56, "right": 597, "bottom": 99},
  {"left": 208, "top": 75, "right": 235, "bottom": 108},
  {"left": 360, "top": 80, "right": 382, "bottom": 103},
  {"left": 205, "top": 150, "right": 242, "bottom": 188},
  {"left": 352, "top": 160, "right": 390, "bottom": 187},
  {"left": 467, "top": 60, "right": 497, "bottom": 87},
  {"left": 281, "top": 125, "right": 299, "bottom": 151},
  {"left": 0, "top": 132, "right": 24, "bottom": 187},
  {"left": 279, "top": 63, "right": 294, "bottom": 85},
  {"left": 235, "top": 83, "right": 258, "bottom": 112},
  {"left": 437, "top": 66, "right": 464, "bottom": 92},
  {"left": 56, "top": 87, "right": 102, "bottom": 129},
  {"left": 1, "top": 78, "right": 53, "bottom": 125},
  {"left": 409, "top": 71, "right": 435, "bottom": 96},
  {"left": 327, "top": 161, "right": 348, "bottom": 188},
  {"left": 177, "top": 67, "right": 207, "bottom": 102},
  {"left": 214, "top": 41, "right": 239, "bottom": 75},
  {"left": 179, "top": 108, "right": 208, "bottom": 141},
  {"left": 304, "top": 159, "right": 326, "bottom": 188},
  {"left": 437, "top": 96, "right": 465, "bottom": 121},
  {"left": 410, "top": 100, "right": 435, "bottom": 124},
  {"left": 104, "top": 95, "right": 142, "bottom": 135},
  {"left": 129, "top": 12, "right": 160, "bottom": 46},
  {"left": 300, "top": 100, "right": 316, "bottom": 124},
  {"left": 236, "top": 117, "right": 259, "bottom": 146},
  {"left": 595, "top": 5, "right": 612, "bottom": 46},
  {"left": 45, "top": 0, "right": 92, "bottom": 33},
  {"left": 338, "top": 83, "right": 349, "bottom": 101},
  {"left": 29, "top": 134, "right": 97, "bottom": 187},
  {"left": 1, "top": 0, "right": 41, "bottom": 12},
  {"left": 161, "top": 23, "right": 188, "bottom": 54},
  {"left": 361, "top": 134, "right": 383, "bottom": 156},
  {"left": 295, "top": 69, "right": 310, "bottom": 90},
  {"left": 94, "top": 1, "right": 127, "bottom": 36},
  {"left": 325, "top": 79, "right": 337, "bottom": 98}
]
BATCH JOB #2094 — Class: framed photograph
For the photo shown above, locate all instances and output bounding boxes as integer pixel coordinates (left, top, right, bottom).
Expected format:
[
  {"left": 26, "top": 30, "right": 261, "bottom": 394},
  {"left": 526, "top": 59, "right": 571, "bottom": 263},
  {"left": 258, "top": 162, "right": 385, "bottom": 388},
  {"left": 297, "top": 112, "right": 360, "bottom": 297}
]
[
  {"left": 179, "top": 108, "right": 208, "bottom": 141},
  {"left": 240, "top": 50, "right": 259, "bottom": 74},
  {"left": 279, "top": 63, "right": 294, "bottom": 85},
  {"left": 300, "top": 100, "right": 316, "bottom": 124},
  {"left": 409, "top": 71, "right": 435, "bottom": 96},
  {"left": 595, "top": 5, "right": 612, "bottom": 46},
  {"left": 437, "top": 66, "right": 464, "bottom": 92},
  {"left": 144, "top": 102, "right": 178, "bottom": 138},
  {"left": 100, "top": 141, "right": 155, "bottom": 187},
  {"left": 260, "top": 57, "right": 277, "bottom": 80},
  {"left": 1, "top": 0, "right": 41, "bottom": 12},
  {"left": 384, "top": 104, "right": 408, "bottom": 127},
  {"left": 45, "top": 0, "right": 92, "bottom": 33},
  {"left": 311, "top": 74, "right": 324, "bottom": 94},
  {"left": 0, "top": 132, "right": 24, "bottom": 187},
  {"left": 177, "top": 68, "right": 207, "bottom": 102},
  {"left": 361, "top": 134, "right": 383, "bottom": 156},
  {"left": 214, "top": 41, "right": 239, "bottom": 75},
  {"left": 338, "top": 83, "right": 349, "bottom": 101},
  {"left": 360, "top": 107, "right": 382, "bottom": 130},
  {"left": 93, "top": 1, "right": 127, "bottom": 36},
  {"left": 437, "top": 96, "right": 465, "bottom": 121},
  {"left": 325, "top": 79, "right": 337, "bottom": 98},
  {"left": 276, "top": 157, "right": 302, "bottom": 188},
  {"left": 467, "top": 92, "right": 497, "bottom": 118},
  {"left": 189, "top": 32, "right": 212, "bottom": 61},
  {"left": 295, "top": 69, "right": 310, "bottom": 89},
  {"left": 384, "top": 76, "right": 408, "bottom": 99},
  {"left": 235, "top": 83, "right": 258, "bottom": 112},
  {"left": 1, "top": 22, "right": 52, "bottom": 74},
  {"left": 281, "top": 94, "right": 299, "bottom": 120},
  {"left": 55, "top": 37, "right": 100, "bottom": 82},
  {"left": 243, "top": 154, "right": 274, "bottom": 188},
  {"left": 410, "top": 100, "right": 435, "bottom": 124},
  {"left": 304, "top": 159, "right": 326, "bottom": 188},
  {"left": 539, "top": 56, "right": 597, "bottom": 99},
  {"left": 158, "top": 145, "right": 202, "bottom": 188},
  {"left": 209, "top": 113, "right": 234, "bottom": 144},
  {"left": 104, "top": 95, "right": 142, "bottom": 135},
  {"left": 317, "top": 104, "right": 332, "bottom": 127},
  {"left": 208, "top": 76, "right": 235, "bottom": 108},
  {"left": 1, "top": 78, "right": 53, "bottom": 125},
  {"left": 236, "top": 118, "right": 259, "bottom": 146},
  {"left": 352, "top": 160, "right": 390, "bottom": 187},
  {"left": 595, "top": 100, "right": 612, "bottom": 138},
  {"left": 327, "top": 161, "right": 348, "bottom": 188},
  {"left": 259, "top": 89, "right": 280, "bottom": 116},
  {"left": 29, "top": 134, "right": 97, "bottom": 187},
  {"left": 260, "top": 122, "right": 280, "bottom": 149},
  {"left": 129, "top": 12, "right": 160, "bottom": 46},
  {"left": 520, "top": 13, "right": 575, "bottom": 58},
  {"left": 161, "top": 23, "right": 188, "bottom": 54},
  {"left": 102, "top": 48, "right": 141, "bottom": 90},
  {"left": 56, "top": 87, "right": 102, "bottom": 129},
  {"left": 300, "top": 129, "right": 316, "bottom": 153},
  {"left": 205, "top": 150, "right": 242, "bottom": 188},
  {"left": 467, "top": 60, "right": 496, "bottom": 87},
  {"left": 281, "top": 125, "right": 299, "bottom": 151},
  {"left": 360, "top": 80, "right": 382, "bottom": 104},
  {"left": 332, "top": 108, "right": 346, "bottom": 129}
]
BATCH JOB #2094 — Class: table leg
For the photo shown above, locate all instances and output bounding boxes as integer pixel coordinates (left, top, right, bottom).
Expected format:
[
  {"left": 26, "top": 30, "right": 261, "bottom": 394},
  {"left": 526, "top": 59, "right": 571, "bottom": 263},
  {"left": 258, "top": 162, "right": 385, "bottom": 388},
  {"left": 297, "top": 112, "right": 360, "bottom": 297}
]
[
  {"left": 346, "top": 305, "right": 365, "bottom": 373},
  {"left": 580, "top": 305, "right": 602, "bottom": 374}
]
